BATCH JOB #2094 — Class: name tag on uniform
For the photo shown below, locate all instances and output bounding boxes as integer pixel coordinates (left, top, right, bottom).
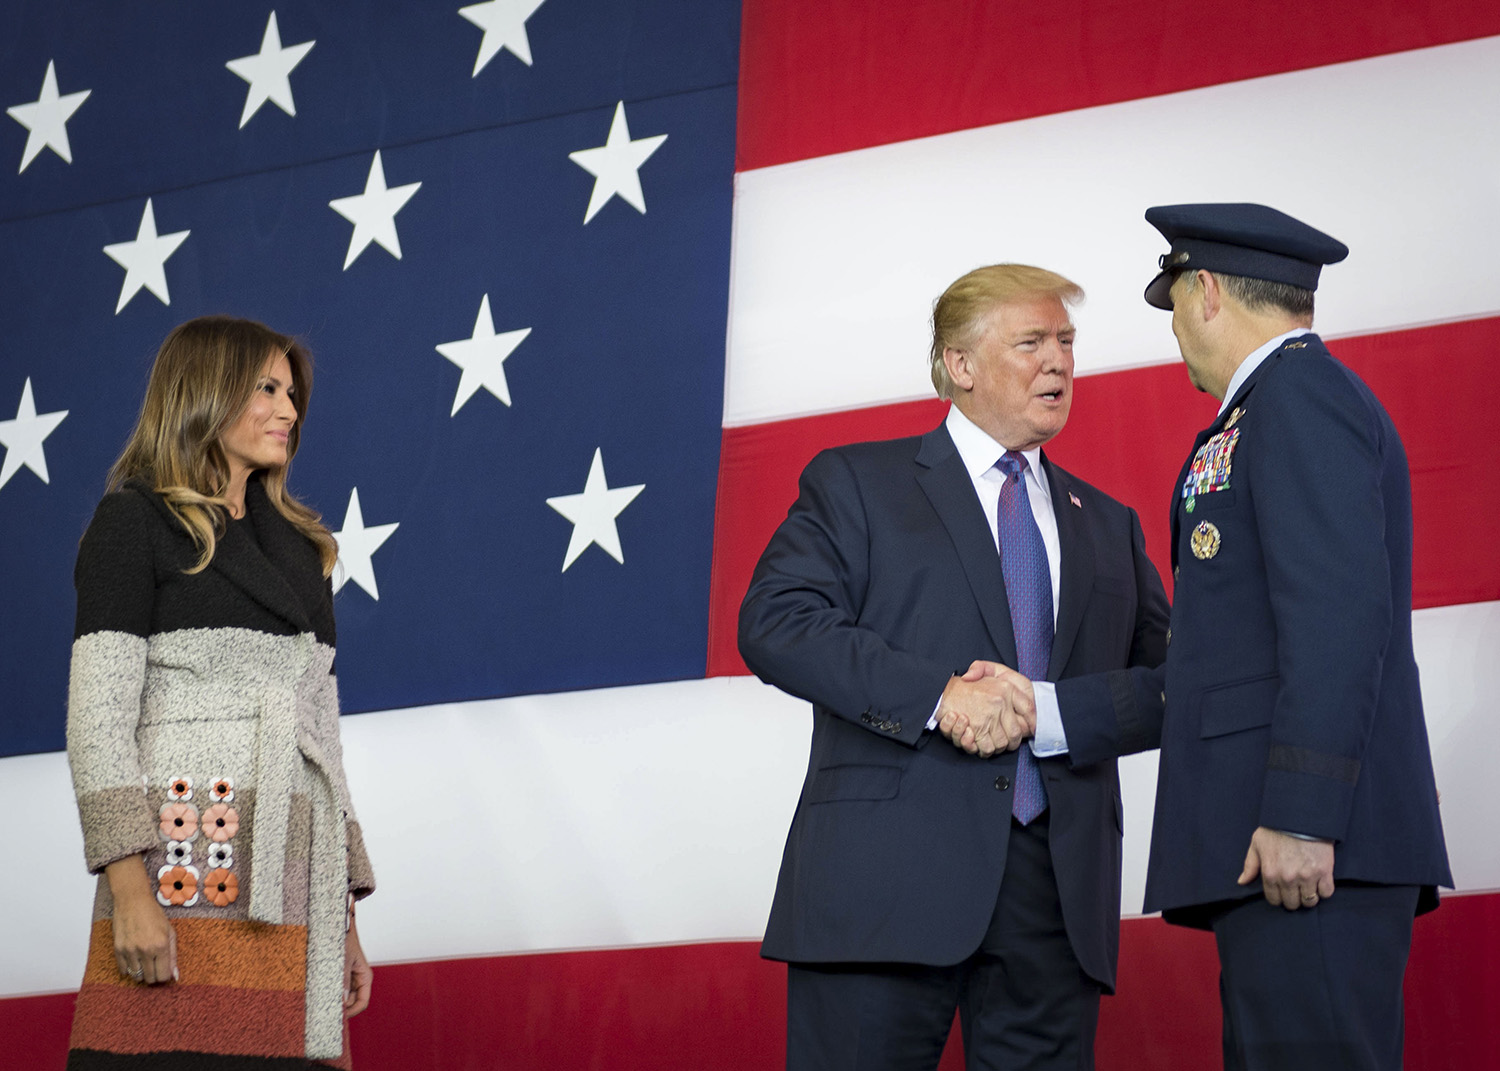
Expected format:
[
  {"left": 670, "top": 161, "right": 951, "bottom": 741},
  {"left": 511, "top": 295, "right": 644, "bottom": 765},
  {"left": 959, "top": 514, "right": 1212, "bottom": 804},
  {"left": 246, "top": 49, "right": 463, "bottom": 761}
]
[{"left": 1182, "top": 427, "right": 1240, "bottom": 513}]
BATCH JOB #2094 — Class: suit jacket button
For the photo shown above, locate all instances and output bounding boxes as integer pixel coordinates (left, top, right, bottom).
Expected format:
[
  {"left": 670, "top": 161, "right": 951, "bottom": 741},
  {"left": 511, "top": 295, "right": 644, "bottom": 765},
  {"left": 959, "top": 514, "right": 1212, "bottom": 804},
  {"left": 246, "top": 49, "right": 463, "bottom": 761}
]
[
  {"left": 1166, "top": 627, "right": 1172, "bottom": 645},
  {"left": 994, "top": 776, "right": 1010, "bottom": 791},
  {"left": 1160, "top": 691, "right": 1166, "bottom": 704},
  {"left": 861, "top": 712, "right": 871, "bottom": 723},
  {"left": 892, "top": 721, "right": 902, "bottom": 733}
]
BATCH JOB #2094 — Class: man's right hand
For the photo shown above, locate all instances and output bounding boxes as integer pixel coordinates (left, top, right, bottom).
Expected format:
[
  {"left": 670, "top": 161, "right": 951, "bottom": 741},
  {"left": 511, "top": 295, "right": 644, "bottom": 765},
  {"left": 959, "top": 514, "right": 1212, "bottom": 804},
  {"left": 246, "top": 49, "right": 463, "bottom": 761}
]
[{"left": 936, "top": 661, "right": 1037, "bottom": 757}]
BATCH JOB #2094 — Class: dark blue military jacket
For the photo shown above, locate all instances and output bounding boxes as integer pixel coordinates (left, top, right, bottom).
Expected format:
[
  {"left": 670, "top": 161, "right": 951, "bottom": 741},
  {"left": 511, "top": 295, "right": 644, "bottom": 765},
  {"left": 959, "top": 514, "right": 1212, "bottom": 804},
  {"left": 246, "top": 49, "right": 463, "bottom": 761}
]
[{"left": 1057, "top": 334, "right": 1452, "bottom": 925}]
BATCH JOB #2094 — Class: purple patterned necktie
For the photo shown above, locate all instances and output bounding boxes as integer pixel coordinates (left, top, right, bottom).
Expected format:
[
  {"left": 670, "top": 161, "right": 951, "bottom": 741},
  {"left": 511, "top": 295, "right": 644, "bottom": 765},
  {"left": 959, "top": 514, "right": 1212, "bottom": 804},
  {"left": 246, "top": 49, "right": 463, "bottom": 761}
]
[{"left": 996, "top": 451, "right": 1051, "bottom": 824}]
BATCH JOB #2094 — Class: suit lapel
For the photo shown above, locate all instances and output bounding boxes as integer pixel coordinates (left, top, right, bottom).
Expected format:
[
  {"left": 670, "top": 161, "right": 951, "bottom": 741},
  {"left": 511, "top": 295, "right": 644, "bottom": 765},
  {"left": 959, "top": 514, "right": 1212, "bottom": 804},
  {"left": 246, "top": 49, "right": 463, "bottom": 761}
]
[
  {"left": 131, "top": 477, "right": 316, "bottom": 634},
  {"left": 1169, "top": 428, "right": 1211, "bottom": 570},
  {"left": 245, "top": 480, "right": 325, "bottom": 624},
  {"left": 212, "top": 480, "right": 316, "bottom": 634},
  {"left": 914, "top": 426, "right": 1019, "bottom": 669},
  {"left": 1042, "top": 457, "right": 1093, "bottom": 682},
  {"left": 1171, "top": 340, "right": 1289, "bottom": 562}
]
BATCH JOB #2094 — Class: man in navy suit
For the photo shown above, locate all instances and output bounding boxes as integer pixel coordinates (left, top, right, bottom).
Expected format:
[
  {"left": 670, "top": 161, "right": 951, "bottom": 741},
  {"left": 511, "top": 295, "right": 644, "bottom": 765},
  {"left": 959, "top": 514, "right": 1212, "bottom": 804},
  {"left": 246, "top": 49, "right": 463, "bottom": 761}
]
[
  {"left": 1004, "top": 205, "right": 1452, "bottom": 1070},
  {"left": 739, "top": 264, "right": 1170, "bottom": 1070}
]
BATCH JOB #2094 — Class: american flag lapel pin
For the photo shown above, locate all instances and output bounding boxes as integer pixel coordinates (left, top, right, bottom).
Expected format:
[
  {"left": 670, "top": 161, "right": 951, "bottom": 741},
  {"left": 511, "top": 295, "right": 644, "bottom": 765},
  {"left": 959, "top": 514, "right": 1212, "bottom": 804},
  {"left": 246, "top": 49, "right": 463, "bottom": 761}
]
[{"left": 1069, "top": 492, "right": 1082, "bottom": 509}]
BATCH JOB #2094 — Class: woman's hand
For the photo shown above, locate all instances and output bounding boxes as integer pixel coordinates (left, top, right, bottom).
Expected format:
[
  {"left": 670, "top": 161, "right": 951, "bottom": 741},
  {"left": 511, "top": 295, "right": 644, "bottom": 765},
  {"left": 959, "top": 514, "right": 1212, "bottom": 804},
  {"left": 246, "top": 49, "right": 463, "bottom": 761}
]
[
  {"left": 103, "top": 856, "right": 177, "bottom": 985},
  {"left": 344, "top": 919, "right": 373, "bottom": 1017}
]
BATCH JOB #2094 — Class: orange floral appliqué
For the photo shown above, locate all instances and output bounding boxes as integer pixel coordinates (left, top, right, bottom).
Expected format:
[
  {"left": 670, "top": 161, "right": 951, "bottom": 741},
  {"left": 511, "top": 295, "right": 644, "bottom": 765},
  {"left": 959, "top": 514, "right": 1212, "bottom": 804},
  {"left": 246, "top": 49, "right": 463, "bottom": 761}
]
[
  {"left": 156, "top": 864, "right": 200, "bottom": 907},
  {"left": 201, "top": 803, "right": 239, "bottom": 842},
  {"left": 166, "top": 776, "right": 193, "bottom": 801},
  {"left": 159, "top": 802, "right": 199, "bottom": 841},
  {"left": 204, "top": 868, "right": 239, "bottom": 907},
  {"left": 208, "top": 776, "right": 235, "bottom": 802}
]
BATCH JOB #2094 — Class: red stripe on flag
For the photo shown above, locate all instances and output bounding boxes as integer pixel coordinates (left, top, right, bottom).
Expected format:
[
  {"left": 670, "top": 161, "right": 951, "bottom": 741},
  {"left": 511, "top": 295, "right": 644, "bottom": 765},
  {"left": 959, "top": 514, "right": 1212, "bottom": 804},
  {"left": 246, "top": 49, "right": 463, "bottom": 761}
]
[
  {"left": 707, "top": 318, "right": 1500, "bottom": 676},
  {"left": 1332, "top": 317, "right": 1500, "bottom": 612},
  {"left": 0, "top": 990, "right": 76, "bottom": 1070},
  {"left": 737, "top": 0, "right": 1500, "bottom": 170},
  {"left": 7, "top": 895, "right": 1496, "bottom": 1068},
  {"left": 349, "top": 943, "right": 786, "bottom": 1070}
]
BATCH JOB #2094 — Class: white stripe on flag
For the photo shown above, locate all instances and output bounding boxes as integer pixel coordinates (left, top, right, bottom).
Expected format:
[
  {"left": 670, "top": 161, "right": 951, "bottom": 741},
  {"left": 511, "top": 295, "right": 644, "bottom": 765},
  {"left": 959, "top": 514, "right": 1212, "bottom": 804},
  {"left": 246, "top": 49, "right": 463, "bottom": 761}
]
[
  {"left": 724, "top": 36, "right": 1500, "bottom": 426},
  {"left": 3, "top": 601, "right": 1494, "bottom": 998}
]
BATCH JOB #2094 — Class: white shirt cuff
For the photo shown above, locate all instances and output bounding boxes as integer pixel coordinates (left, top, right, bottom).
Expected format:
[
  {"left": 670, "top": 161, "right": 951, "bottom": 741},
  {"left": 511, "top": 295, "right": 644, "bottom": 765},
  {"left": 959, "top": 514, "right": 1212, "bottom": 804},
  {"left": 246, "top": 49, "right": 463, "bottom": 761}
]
[{"left": 1029, "top": 681, "right": 1068, "bottom": 757}]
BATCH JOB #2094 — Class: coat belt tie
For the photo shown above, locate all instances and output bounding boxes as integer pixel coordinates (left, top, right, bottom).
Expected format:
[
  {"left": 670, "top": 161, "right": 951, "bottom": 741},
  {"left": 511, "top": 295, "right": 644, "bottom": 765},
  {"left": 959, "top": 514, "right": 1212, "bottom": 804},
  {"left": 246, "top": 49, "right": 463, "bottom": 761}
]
[{"left": 246, "top": 636, "right": 349, "bottom": 1059}]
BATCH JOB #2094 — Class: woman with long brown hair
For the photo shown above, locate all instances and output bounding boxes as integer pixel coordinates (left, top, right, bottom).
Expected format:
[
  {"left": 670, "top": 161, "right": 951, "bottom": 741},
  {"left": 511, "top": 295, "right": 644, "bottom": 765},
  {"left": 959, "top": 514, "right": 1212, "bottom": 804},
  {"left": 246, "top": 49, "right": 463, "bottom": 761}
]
[{"left": 64, "top": 315, "right": 375, "bottom": 1068}]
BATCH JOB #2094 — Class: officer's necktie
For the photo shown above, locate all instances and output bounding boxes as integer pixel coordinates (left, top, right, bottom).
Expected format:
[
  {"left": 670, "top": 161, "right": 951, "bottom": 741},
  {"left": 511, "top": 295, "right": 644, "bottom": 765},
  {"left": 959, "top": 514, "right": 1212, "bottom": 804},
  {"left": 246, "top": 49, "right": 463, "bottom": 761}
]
[{"left": 996, "top": 451, "right": 1051, "bottom": 824}]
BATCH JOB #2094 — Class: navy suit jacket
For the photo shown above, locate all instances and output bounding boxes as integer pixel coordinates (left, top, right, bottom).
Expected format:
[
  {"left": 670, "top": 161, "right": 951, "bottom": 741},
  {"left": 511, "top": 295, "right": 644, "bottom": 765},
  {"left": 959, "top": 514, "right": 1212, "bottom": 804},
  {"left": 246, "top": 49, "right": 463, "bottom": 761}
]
[
  {"left": 1056, "top": 335, "right": 1452, "bottom": 925},
  {"left": 739, "top": 421, "right": 1168, "bottom": 990}
]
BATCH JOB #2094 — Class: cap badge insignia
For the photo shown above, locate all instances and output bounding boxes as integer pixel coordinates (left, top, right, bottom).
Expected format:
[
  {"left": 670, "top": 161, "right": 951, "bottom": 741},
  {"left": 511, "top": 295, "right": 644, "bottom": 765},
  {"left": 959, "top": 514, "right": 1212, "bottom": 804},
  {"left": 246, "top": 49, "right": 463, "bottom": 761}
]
[{"left": 1190, "top": 521, "right": 1221, "bottom": 560}]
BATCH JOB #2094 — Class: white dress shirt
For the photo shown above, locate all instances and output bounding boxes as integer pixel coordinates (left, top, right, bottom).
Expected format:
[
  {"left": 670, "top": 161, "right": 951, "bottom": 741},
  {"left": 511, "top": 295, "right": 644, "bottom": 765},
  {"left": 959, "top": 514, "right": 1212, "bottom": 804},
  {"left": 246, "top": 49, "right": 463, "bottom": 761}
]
[
  {"left": 928, "top": 406, "right": 1068, "bottom": 755},
  {"left": 943, "top": 405, "right": 1062, "bottom": 612}
]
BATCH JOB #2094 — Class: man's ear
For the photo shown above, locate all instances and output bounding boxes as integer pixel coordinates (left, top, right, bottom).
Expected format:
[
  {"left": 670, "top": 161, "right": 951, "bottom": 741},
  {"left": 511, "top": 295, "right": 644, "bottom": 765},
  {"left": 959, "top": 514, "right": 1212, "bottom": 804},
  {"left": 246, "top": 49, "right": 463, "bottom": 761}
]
[
  {"left": 1198, "top": 270, "right": 1223, "bottom": 321},
  {"left": 943, "top": 347, "right": 974, "bottom": 392}
]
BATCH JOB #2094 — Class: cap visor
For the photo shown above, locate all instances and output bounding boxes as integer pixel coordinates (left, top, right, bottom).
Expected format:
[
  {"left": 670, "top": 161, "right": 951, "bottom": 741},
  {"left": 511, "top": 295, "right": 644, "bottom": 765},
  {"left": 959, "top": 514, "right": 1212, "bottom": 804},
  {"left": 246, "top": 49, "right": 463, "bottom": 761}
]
[{"left": 1144, "top": 269, "right": 1175, "bottom": 310}]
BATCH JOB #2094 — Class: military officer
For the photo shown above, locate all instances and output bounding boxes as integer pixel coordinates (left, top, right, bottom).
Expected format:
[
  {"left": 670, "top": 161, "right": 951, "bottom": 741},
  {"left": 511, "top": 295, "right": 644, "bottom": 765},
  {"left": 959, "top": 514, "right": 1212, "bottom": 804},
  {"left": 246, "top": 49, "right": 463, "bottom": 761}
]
[{"left": 992, "top": 203, "right": 1452, "bottom": 1071}]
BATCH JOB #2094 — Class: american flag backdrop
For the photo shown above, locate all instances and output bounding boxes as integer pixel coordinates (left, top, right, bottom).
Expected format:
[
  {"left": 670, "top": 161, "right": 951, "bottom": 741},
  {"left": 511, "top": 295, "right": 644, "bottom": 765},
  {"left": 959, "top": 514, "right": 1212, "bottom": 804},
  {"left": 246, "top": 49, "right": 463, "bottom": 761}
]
[{"left": 3, "top": 2, "right": 1498, "bottom": 1068}]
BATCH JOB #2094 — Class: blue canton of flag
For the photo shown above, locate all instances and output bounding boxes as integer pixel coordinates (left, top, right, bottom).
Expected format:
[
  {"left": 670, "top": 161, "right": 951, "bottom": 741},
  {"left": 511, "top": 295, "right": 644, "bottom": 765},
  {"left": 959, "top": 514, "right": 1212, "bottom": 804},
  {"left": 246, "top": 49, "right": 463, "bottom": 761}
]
[{"left": 0, "top": 0, "right": 740, "bottom": 757}]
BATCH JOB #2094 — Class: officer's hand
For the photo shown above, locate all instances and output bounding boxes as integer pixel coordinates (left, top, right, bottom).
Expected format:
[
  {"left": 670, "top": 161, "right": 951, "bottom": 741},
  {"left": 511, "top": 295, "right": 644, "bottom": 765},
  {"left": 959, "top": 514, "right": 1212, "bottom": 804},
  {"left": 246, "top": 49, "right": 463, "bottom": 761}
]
[{"left": 1237, "top": 826, "right": 1335, "bottom": 910}]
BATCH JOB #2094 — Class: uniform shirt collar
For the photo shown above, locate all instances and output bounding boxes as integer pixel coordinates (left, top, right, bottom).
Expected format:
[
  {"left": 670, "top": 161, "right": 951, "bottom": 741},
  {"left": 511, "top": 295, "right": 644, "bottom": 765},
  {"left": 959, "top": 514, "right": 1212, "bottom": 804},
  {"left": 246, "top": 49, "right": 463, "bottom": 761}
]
[{"left": 1218, "top": 328, "right": 1312, "bottom": 416}]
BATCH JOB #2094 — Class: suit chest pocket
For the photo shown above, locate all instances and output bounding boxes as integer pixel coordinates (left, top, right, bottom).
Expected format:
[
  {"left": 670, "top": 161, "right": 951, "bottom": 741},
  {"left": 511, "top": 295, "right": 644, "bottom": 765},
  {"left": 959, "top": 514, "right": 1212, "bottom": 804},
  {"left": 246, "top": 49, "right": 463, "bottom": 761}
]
[
  {"left": 807, "top": 763, "right": 902, "bottom": 803},
  {"left": 1183, "top": 488, "right": 1236, "bottom": 515},
  {"left": 1197, "top": 673, "right": 1278, "bottom": 738}
]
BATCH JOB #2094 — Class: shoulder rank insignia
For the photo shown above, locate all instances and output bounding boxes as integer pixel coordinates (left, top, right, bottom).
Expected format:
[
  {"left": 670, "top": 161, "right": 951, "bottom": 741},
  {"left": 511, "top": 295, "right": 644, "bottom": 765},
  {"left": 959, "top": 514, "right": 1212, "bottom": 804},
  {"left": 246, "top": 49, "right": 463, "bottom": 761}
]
[
  {"left": 1284, "top": 341, "right": 1307, "bottom": 350},
  {"left": 1190, "top": 521, "right": 1221, "bottom": 560}
]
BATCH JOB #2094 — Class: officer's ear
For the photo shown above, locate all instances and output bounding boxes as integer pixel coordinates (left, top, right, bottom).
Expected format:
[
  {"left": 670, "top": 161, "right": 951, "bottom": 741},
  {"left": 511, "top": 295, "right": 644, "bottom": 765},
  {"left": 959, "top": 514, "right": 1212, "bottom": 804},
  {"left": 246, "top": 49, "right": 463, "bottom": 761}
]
[
  {"left": 943, "top": 346, "right": 975, "bottom": 392},
  {"left": 1197, "top": 270, "right": 1223, "bottom": 321}
]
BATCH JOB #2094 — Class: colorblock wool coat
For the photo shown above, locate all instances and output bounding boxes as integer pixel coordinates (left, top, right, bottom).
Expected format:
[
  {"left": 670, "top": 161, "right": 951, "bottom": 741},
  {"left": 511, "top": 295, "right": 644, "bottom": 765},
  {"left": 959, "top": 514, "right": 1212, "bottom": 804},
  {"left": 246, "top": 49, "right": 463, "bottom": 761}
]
[{"left": 65, "top": 477, "right": 374, "bottom": 1068}]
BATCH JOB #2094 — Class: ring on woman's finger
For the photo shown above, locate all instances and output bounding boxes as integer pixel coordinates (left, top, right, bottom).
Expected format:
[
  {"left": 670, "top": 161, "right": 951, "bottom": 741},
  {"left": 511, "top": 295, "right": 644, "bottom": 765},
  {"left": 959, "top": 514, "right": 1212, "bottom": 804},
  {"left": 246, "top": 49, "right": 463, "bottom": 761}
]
[{"left": 127, "top": 967, "right": 144, "bottom": 980}]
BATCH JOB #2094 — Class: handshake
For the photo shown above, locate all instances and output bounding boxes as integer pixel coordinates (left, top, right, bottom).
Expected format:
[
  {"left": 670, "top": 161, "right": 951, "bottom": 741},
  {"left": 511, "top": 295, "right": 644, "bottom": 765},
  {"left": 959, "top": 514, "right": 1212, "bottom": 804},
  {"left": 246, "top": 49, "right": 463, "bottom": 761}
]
[{"left": 936, "top": 661, "right": 1037, "bottom": 758}]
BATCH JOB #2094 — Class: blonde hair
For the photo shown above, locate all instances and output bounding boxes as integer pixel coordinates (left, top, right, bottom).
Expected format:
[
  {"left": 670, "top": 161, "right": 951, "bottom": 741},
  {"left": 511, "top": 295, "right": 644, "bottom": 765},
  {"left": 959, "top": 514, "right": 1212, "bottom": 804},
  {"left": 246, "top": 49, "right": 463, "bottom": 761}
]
[
  {"left": 108, "top": 315, "right": 338, "bottom": 577},
  {"left": 929, "top": 264, "right": 1085, "bottom": 399}
]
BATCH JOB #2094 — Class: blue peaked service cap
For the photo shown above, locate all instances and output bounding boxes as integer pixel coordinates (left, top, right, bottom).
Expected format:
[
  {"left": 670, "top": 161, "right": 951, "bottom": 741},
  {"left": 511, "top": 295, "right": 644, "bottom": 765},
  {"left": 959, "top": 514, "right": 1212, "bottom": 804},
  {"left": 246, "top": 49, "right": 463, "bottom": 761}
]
[{"left": 1142, "top": 202, "right": 1349, "bottom": 310}]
